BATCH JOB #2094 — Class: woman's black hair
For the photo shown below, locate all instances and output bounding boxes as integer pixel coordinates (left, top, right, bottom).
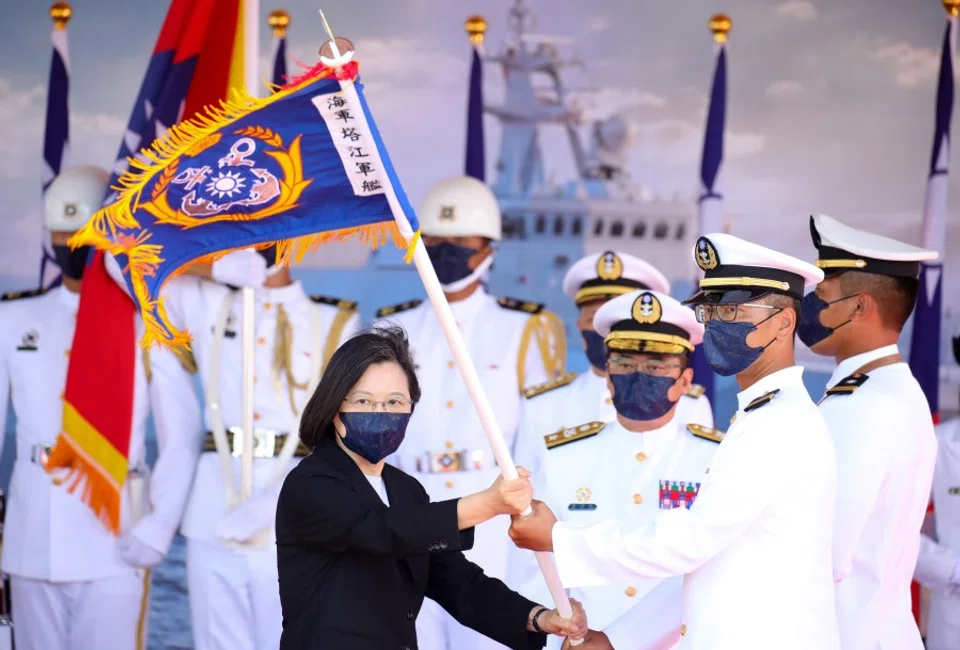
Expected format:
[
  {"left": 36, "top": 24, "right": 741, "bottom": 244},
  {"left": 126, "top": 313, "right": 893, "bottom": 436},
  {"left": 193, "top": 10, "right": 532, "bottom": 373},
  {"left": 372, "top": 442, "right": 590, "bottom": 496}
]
[{"left": 299, "top": 325, "right": 421, "bottom": 450}]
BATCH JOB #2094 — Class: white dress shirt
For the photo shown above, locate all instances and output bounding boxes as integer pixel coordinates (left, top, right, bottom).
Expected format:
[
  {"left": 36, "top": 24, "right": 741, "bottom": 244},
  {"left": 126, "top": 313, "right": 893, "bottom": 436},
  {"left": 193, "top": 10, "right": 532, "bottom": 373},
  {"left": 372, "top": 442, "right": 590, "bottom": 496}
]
[
  {"left": 820, "top": 344, "right": 937, "bottom": 650},
  {"left": 552, "top": 366, "right": 840, "bottom": 650}
]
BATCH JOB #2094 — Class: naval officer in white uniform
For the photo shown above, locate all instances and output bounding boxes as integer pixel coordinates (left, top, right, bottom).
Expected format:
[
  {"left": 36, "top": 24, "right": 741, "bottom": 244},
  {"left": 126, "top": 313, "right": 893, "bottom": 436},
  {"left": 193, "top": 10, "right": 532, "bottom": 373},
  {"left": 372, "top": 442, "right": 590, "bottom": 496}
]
[
  {"left": 512, "top": 289, "right": 721, "bottom": 650},
  {"left": 513, "top": 251, "right": 714, "bottom": 481},
  {"left": 797, "top": 214, "right": 938, "bottom": 650},
  {"left": 160, "top": 247, "right": 360, "bottom": 650},
  {"left": 0, "top": 165, "right": 201, "bottom": 650},
  {"left": 510, "top": 233, "right": 840, "bottom": 650},
  {"left": 375, "top": 176, "right": 565, "bottom": 650}
]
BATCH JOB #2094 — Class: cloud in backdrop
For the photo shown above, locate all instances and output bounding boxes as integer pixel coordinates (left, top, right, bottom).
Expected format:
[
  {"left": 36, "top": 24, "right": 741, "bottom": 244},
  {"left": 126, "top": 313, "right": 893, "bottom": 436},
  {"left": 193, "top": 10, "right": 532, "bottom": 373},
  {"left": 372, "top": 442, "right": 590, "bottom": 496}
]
[{"left": 0, "top": 0, "right": 957, "bottom": 286}]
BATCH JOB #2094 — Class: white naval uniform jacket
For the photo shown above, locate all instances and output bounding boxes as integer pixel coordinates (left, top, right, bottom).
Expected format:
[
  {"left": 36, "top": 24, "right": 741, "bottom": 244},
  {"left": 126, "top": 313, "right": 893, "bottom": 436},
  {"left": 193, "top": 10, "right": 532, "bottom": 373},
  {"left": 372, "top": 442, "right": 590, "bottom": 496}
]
[
  {"left": 913, "top": 416, "right": 960, "bottom": 650},
  {"left": 820, "top": 344, "right": 937, "bottom": 650},
  {"left": 0, "top": 285, "right": 200, "bottom": 581},
  {"left": 514, "top": 418, "right": 719, "bottom": 650},
  {"left": 514, "top": 370, "right": 714, "bottom": 479},
  {"left": 162, "top": 277, "right": 359, "bottom": 543},
  {"left": 376, "top": 288, "right": 557, "bottom": 580},
  {"left": 552, "top": 366, "right": 841, "bottom": 650}
]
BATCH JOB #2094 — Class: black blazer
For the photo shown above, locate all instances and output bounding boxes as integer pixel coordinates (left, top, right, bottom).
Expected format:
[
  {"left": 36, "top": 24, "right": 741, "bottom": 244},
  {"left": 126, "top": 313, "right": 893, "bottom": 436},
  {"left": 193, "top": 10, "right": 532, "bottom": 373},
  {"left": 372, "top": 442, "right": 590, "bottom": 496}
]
[{"left": 275, "top": 437, "right": 547, "bottom": 650}]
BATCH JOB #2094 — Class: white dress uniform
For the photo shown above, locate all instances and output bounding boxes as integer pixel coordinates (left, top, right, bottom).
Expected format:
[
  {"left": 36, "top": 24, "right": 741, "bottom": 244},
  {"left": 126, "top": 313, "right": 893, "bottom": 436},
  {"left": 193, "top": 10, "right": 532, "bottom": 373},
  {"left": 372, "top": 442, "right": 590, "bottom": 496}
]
[
  {"left": 0, "top": 285, "right": 200, "bottom": 650},
  {"left": 914, "top": 416, "right": 960, "bottom": 650},
  {"left": 513, "top": 290, "right": 721, "bottom": 650},
  {"left": 548, "top": 234, "right": 840, "bottom": 650},
  {"left": 162, "top": 276, "right": 359, "bottom": 650},
  {"left": 376, "top": 288, "right": 561, "bottom": 650},
  {"left": 806, "top": 214, "right": 939, "bottom": 650},
  {"left": 514, "top": 251, "right": 712, "bottom": 478}
]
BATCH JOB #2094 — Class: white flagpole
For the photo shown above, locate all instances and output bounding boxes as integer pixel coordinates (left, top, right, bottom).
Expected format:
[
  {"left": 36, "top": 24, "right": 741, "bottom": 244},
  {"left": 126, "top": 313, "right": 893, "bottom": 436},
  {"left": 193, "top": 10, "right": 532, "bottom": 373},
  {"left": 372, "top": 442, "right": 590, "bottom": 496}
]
[
  {"left": 239, "top": 0, "right": 261, "bottom": 501},
  {"left": 317, "top": 13, "right": 581, "bottom": 643}
]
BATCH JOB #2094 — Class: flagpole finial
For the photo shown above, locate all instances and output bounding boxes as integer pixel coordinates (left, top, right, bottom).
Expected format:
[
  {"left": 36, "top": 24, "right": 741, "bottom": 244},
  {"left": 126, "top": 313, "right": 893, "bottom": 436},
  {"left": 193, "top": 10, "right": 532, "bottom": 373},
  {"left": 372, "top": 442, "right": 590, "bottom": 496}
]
[
  {"left": 49, "top": 2, "right": 72, "bottom": 29},
  {"left": 944, "top": 0, "right": 960, "bottom": 18},
  {"left": 709, "top": 13, "right": 732, "bottom": 43},
  {"left": 268, "top": 9, "right": 290, "bottom": 38},
  {"left": 465, "top": 15, "right": 487, "bottom": 46}
]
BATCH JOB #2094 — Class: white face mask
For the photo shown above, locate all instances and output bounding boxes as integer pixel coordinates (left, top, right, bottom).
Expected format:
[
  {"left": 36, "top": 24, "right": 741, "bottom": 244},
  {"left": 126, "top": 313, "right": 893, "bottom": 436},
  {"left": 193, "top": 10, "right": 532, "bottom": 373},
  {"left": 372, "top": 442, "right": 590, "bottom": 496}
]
[{"left": 439, "top": 253, "right": 494, "bottom": 293}]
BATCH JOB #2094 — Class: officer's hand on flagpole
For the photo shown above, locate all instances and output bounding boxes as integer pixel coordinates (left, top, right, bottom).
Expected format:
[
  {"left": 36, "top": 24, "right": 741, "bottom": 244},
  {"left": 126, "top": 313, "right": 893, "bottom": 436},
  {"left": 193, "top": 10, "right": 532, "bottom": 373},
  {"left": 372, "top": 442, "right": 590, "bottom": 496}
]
[
  {"left": 202, "top": 248, "right": 267, "bottom": 287},
  {"left": 508, "top": 499, "right": 557, "bottom": 552}
]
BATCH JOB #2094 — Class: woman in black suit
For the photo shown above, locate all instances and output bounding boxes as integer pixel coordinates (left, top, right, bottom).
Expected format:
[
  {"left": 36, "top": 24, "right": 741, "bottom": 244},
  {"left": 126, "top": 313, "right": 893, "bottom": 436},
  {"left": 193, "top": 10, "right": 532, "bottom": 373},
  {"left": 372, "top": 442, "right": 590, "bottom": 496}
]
[{"left": 276, "top": 326, "right": 586, "bottom": 650}]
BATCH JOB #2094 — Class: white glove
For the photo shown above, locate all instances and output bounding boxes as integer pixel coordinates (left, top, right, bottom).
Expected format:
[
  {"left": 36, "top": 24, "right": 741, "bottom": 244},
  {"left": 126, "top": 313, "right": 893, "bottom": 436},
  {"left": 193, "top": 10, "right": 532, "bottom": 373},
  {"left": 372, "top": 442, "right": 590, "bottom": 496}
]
[
  {"left": 216, "top": 493, "right": 277, "bottom": 543},
  {"left": 118, "top": 530, "right": 165, "bottom": 569},
  {"left": 211, "top": 248, "right": 267, "bottom": 288}
]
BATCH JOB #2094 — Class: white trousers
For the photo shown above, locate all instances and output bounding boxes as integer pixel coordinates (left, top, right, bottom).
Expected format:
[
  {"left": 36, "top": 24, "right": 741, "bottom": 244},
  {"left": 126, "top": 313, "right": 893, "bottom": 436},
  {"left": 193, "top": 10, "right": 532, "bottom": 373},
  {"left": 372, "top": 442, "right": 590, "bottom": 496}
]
[
  {"left": 10, "top": 572, "right": 149, "bottom": 650},
  {"left": 186, "top": 538, "right": 282, "bottom": 650},
  {"left": 416, "top": 514, "right": 513, "bottom": 650}
]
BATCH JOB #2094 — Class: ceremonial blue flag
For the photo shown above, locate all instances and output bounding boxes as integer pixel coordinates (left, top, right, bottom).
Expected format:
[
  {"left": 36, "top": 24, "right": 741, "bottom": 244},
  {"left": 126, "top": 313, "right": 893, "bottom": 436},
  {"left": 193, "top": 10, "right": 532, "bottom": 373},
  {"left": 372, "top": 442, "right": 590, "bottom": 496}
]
[
  {"left": 464, "top": 45, "right": 485, "bottom": 181},
  {"left": 909, "top": 17, "right": 954, "bottom": 422},
  {"left": 272, "top": 31, "right": 288, "bottom": 87},
  {"left": 690, "top": 39, "right": 728, "bottom": 411},
  {"left": 39, "top": 12, "right": 71, "bottom": 289},
  {"left": 72, "top": 65, "right": 419, "bottom": 348}
]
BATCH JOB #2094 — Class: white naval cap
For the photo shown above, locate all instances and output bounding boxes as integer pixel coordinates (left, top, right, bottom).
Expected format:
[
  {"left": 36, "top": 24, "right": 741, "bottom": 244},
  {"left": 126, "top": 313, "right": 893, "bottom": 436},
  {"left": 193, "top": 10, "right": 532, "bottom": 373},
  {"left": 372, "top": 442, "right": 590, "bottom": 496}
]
[
  {"left": 810, "top": 214, "right": 938, "bottom": 279},
  {"left": 594, "top": 289, "right": 703, "bottom": 355},
  {"left": 686, "top": 233, "right": 824, "bottom": 304},
  {"left": 562, "top": 250, "right": 671, "bottom": 306}
]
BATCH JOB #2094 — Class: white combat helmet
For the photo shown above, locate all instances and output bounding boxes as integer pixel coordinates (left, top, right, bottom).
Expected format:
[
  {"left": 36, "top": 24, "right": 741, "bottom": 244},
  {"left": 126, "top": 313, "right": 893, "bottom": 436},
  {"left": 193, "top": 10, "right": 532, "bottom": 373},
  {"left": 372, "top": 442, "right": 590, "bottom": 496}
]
[
  {"left": 44, "top": 165, "right": 110, "bottom": 232},
  {"left": 418, "top": 176, "right": 501, "bottom": 241}
]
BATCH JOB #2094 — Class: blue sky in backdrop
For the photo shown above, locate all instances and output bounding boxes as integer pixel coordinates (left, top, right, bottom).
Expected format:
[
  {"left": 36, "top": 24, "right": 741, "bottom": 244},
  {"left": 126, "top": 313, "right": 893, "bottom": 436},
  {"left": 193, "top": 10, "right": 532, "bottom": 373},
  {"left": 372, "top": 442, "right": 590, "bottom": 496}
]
[{"left": 0, "top": 0, "right": 957, "bottom": 285}]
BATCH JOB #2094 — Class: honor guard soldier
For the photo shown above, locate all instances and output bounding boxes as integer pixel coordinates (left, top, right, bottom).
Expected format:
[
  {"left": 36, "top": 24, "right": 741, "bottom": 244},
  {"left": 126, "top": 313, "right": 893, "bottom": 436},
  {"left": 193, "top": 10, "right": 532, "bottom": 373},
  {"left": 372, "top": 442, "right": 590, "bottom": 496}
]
[
  {"left": 375, "top": 176, "right": 565, "bottom": 650},
  {"left": 798, "top": 215, "right": 939, "bottom": 650},
  {"left": 513, "top": 251, "right": 714, "bottom": 480},
  {"left": 0, "top": 166, "right": 201, "bottom": 650},
  {"left": 915, "top": 326, "right": 960, "bottom": 650},
  {"left": 511, "top": 289, "right": 720, "bottom": 650},
  {"left": 160, "top": 247, "right": 360, "bottom": 650},
  {"left": 510, "top": 233, "right": 842, "bottom": 650}
]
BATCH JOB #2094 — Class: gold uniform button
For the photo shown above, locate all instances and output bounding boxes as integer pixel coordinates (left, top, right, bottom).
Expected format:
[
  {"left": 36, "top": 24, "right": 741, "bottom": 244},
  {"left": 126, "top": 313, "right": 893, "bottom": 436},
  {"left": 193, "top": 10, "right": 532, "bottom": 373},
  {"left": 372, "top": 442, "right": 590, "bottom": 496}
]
[
  {"left": 257, "top": 337, "right": 266, "bottom": 346},
  {"left": 253, "top": 412, "right": 261, "bottom": 421},
  {"left": 444, "top": 480, "right": 455, "bottom": 489},
  {"left": 632, "top": 493, "right": 643, "bottom": 504},
  {"left": 680, "top": 624, "right": 687, "bottom": 636},
  {"left": 58, "top": 392, "right": 65, "bottom": 400},
  {"left": 446, "top": 401, "right": 455, "bottom": 409},
  {"left": 64, "top": 349, "right": 70, "bottom": 358},
  {"left": 263, "top": 302, "right": 272, "bottom": 310},
  {"left": 635, "top": 452, "right": 647, "bottom": 462},
  {"left": 604, "top": 397, "right": 612, "bottom": 405},
  {"left": 447, "top": 360, "right": 455, "bottom": 369},
  {"left": 445, "top": 440, "right": 454, "bottom": 449},
  {"left": 625, "top": 586, "right": 637, "bottom": 597}
]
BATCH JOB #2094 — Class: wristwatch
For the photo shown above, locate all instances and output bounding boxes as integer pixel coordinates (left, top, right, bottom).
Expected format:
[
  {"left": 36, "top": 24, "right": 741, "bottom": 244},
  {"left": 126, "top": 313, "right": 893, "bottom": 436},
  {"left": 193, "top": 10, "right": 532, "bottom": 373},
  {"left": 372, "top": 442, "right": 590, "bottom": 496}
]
[{"left": 531, "top": 607, "right": 549, "bottom": 634}]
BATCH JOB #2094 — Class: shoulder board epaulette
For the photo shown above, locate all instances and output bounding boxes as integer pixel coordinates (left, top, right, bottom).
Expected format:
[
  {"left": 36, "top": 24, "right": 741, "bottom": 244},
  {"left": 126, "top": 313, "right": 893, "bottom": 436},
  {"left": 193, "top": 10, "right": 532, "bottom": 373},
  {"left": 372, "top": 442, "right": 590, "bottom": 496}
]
[
  {"left": 744, "top": 389, "right": 781, "bottom": 413},
  {"left": 523, "top": 372, "right": 578, "bottom": 399},
  {"left": 544, "top": 421, "right": 605, "bottom": 450},
  {"left": 310, "top": 295, "right": 357, "bottom": 311},
  {"left": 1, "top": 288, "right": 47, "bottom": 302},
  {"left": 686, "top": 423, "right": 725, "bottom": 444},
  {"left": 497, "top": 296, "right": 544, "bottom": 315},
  {"left": 376, "top": 299, "right": 423, "bottom": 318},
  {"left": 686, "top": 384, "right": 706, "bottom": 399},
  {"left": 824, "top": 373, "right": 869, "bottom": 398}
]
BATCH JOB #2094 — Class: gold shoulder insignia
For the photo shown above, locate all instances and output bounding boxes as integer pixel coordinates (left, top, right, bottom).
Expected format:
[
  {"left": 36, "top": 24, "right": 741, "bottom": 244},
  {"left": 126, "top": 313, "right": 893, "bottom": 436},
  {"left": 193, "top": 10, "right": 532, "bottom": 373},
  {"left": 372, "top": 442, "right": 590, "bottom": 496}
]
[
  {"left": 686, "top": 384, "right": 706, "bottom": 399},
  {"left": 1, "top": 288, "right": 47, "bottom": 302},
  {"left": 376, "top": 299, "right": 423, "bottom": 319},
  {"left": 686, "top": 423, "right": 725, "bottom": 444},
  {"left": 744, "top": 389, "right": 781, "bottom": 413},
  {"left": 311, "top": 295, "right": 357, "bottom": 311},
  {"left": 544, "top": 421, "right": 606, "bottom": 450},
  {"left": 523, "top": 372, "right": 578, "bottom": 399},
  {"left": 824, "top": 373, "right": 869, "bottom": 398},
  {"left": 497, "top": 296, "right": 544, "bottom": 315}
]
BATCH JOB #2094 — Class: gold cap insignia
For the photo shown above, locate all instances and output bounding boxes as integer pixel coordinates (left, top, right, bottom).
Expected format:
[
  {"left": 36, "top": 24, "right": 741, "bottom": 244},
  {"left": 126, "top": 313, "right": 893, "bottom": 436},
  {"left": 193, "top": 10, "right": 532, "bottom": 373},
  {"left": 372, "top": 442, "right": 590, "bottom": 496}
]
[
  {"left": 596, "top": 251, "right": 624, "bottom": 281},
  {"left": 695, "top": 237, "right": 719, "bottom": 271},
  {"left": 631, "top": 291, "right": 662, "bottom": 325}
]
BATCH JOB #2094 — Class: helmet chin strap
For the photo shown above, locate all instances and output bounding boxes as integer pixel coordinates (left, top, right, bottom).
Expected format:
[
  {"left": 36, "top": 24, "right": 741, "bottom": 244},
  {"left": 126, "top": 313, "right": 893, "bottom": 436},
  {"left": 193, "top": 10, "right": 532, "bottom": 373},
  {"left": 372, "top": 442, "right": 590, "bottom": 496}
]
[{"left": 440, "top": 253, "right": 494, "bottom": 293}]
